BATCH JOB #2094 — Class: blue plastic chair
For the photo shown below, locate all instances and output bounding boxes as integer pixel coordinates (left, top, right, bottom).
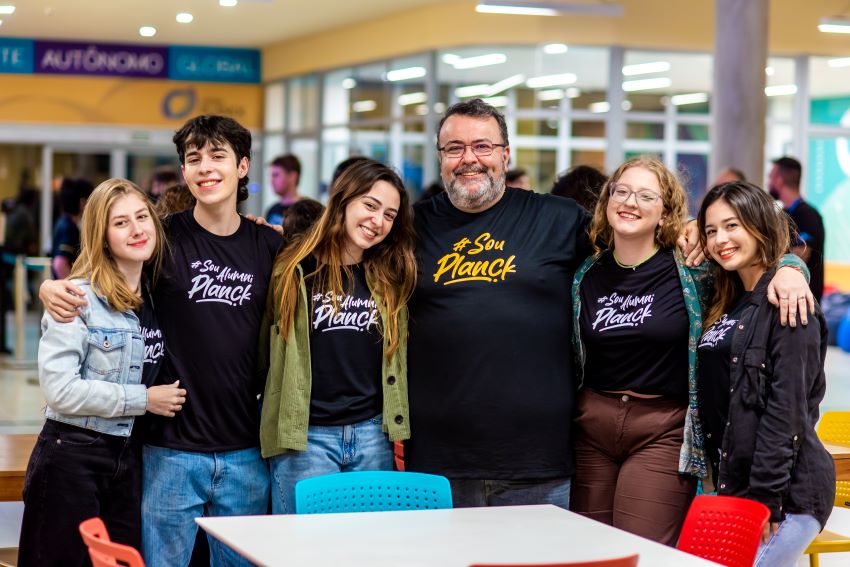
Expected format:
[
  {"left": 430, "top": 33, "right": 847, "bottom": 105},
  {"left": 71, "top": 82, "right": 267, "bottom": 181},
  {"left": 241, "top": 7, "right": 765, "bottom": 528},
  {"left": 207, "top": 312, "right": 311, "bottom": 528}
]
[{"left": 295, "top": 471, "right": 453, "bottom": 514}]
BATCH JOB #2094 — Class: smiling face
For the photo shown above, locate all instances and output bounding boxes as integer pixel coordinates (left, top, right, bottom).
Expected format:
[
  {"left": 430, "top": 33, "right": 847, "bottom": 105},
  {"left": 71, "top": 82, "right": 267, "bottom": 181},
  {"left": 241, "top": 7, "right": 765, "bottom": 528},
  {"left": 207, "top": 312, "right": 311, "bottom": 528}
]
[
  {"left": 704, "top": 197, "right": 763, "bottom": 285},
  {"left": 605, "top": 165, "right": 666, "bottom": 244},
  {"left": 438, "top": 114, "right": 509, "bottom": 212},
  {"left": 181, "top": 141, "right": 249, "bottom": 209},
  {"left": 106, "top": 192, "right": 157, "bottom": 277},
  {"left": 342, "top": 180, "right": 401, "bottom": 264}
]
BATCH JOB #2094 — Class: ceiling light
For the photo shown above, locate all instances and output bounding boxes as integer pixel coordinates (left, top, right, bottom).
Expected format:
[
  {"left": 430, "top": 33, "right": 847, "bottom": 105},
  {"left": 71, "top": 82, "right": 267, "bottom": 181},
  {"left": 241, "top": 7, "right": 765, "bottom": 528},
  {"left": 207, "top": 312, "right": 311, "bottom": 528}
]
[
  {"left": 219, "top": 0, "right": 238, "bottom": 6},
  {"left": 819, "top": 17, "right": 850, "bottom": 33},
  {"left": 765, "top": 84, "right": 797, "bottom": 96},
  {"left": 176, "top": 12, "right": 194, "bottom": 23},
  {"left": 828, "top": 57, "right": 850, "bottom": 67},
  {"left": 589, "top": 101, "right": 610, "bottom": 113},
  {"left": 341, "top": 78, "right": 356, "bottom": 89},
  {"left": 398, "top": 92, "right": 427, "bottom": 106},
  {"left": 385, "top": 66, "right": 426, "bottom": 81},
  {"left": 764, "top": 66, "right": 775, "bottom": 76},
  {"left": 352, "top": 100, "right": 377, "bottom": 113},
  {"left": 622, "top": 77, "right": 672, "bottom": 91},
  {"left": 139, "top": 26, "right": 157, "bottom": 37},
  {"left": 0, "top": 5, "right": 14, "bottom": 15},
  {"left": 455, "top": 84, "right": 492, "bottom": 98},
  {"left": 476, "top": 1, "right": 623, "bottom": 17},
  {"left": 622, "top": 61, "right": 671, "bottom": 76},
  {"left": 415, "top": 105, "right": 429, "bottom": 116},
  {"left": 451, "top": 53, "right": 507, "bottom": 70},
  {"left": 442, "top": 53, "right": 461, "bottom": 64},
  {"left": 670, "top": 92, "right": 709, "bottom": 106},
  {"left": 481, "top": 96, "right": 508, "bottom": 107},
  {"left": 543, "top": 43, "right": 568, "bottom": 54},
  {"left": 566, "top": 87, "right": 581, "bottom": 98},
  {"left": 526, "top": 73, "right": 577, "bottom": 88},
  {"left": 486, "top": 74, "right": 525, "bottom": 95},
  {"left": 537, "top": 89, "right": 565, "bottom": 101}
]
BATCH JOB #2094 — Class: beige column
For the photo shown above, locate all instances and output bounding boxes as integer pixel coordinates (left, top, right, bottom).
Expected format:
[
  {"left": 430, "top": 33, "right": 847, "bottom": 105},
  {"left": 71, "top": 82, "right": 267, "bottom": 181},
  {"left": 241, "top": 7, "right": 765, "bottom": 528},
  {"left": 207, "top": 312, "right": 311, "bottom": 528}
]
[{"left": 711, "top": 0, "right": 769, "bottom": 185}]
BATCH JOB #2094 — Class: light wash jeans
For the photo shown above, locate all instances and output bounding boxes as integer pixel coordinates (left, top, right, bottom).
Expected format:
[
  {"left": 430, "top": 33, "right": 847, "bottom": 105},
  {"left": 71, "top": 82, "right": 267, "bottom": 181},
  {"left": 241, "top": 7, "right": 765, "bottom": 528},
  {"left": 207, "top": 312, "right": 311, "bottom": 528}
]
[
  {"left": 141, "top": 445, "right": 270, "bottom": 567},
  {"left": 754, "top": 513, "right": 821, "bottom": 567},
  {"left": 269, "top": 414, "right": 393, "bottom": 514},
  {"left": 450, "top": 477, "right": 571, "bottom": 509}
]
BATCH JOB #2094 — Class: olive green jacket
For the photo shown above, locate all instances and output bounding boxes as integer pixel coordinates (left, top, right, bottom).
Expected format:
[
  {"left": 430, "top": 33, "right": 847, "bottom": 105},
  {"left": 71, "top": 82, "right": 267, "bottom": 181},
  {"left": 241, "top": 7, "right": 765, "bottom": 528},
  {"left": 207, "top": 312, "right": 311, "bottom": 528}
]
[{"left": 258, "top": 264, "right": 411, "bottom": 459}]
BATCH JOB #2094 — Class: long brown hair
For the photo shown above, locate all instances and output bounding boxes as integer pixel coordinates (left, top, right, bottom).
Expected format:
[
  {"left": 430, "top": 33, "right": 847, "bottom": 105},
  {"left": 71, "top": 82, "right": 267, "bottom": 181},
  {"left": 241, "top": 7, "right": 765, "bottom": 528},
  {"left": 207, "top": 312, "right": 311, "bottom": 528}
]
[
  {"left": 70, "top": 178, "right": 165, "bottom": 312},
  {"left": 697, "top": 181, "right": 792, "bottom": 328},
  {"left": 588, "top": 156, "right": 687, "bottom": 255},
  {"left": 274, "top": 159, "right": 417, "bottom": 358}
]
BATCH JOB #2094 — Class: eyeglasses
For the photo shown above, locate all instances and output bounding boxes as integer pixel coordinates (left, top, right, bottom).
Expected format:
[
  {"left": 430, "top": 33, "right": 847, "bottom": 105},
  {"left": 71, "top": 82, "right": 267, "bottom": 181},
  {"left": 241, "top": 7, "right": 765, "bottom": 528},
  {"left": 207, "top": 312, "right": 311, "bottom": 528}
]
[
  {"left": 438, "top": 142, "right": 507, "bottom": 158},
  {"left": 610, "top": 185, "right": 662, "bottom": 206}
]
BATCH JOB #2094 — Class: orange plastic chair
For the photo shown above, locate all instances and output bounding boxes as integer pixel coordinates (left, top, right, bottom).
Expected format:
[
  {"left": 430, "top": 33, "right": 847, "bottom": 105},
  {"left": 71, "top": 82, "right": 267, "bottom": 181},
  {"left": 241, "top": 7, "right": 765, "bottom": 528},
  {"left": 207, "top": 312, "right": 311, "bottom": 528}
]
[
  {"left": 805, "top": 411, "right": 850, "bottom": 567},
  {"left": 469, "top": 556, "right": 638, "bottom": 567},
  {"left": 677, "top": 494, "right": 770, "bottom": 567},
  {"left": 79, "top": 517, "right": 145, "bottom": 567}
]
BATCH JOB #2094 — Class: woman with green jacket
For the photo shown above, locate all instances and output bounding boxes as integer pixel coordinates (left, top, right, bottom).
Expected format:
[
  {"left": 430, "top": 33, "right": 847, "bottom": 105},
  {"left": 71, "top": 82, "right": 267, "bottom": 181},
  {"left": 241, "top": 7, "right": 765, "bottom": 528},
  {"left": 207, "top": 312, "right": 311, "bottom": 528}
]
[{"left": 258, "top": 159, "right": 417, "bottom": 514}]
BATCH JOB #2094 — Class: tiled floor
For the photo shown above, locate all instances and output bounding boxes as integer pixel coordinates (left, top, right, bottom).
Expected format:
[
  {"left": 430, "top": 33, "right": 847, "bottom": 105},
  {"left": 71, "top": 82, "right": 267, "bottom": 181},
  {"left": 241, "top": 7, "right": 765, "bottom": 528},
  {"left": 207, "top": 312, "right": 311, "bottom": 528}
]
[{"left": 1, "top": 311, "right": 850, "bottom": 564}]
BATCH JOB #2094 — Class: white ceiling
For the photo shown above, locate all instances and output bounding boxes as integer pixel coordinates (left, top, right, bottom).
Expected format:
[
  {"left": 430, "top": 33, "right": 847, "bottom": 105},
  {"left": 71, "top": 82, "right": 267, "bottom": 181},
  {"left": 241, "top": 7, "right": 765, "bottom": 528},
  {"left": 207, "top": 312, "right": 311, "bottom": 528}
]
[{"left": 0, "top": 0, "right": 446, "bottom": 47}]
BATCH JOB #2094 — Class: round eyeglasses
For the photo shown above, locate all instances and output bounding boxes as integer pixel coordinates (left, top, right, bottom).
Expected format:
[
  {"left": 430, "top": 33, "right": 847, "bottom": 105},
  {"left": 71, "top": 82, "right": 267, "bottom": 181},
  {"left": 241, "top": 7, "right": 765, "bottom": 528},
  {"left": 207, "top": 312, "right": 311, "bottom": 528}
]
[
  {"left": 610, "top": 185, "right": 662, "bottom": 206},
  {"left": 438, "top": 142, "right": 507, "bottom": 158}
]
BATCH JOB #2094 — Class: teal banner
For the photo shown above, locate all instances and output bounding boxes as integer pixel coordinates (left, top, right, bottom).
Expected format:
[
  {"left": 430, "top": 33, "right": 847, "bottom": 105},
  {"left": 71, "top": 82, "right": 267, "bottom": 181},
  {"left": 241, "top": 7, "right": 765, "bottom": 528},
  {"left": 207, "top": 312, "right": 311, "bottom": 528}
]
[
  {"left": 0, "top": 38, "right": 34, "bottom": 74},
  {"left": 168, "top": 46, "right": 260, "bottom": 84}
]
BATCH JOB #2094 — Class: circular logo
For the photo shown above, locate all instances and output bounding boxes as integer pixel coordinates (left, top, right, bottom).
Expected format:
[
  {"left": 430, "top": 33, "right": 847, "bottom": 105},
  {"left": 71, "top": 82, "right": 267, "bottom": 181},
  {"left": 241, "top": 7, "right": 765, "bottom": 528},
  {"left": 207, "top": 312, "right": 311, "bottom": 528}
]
[{"left": 162, "top": 88, "right": 197, "bottom": 120}]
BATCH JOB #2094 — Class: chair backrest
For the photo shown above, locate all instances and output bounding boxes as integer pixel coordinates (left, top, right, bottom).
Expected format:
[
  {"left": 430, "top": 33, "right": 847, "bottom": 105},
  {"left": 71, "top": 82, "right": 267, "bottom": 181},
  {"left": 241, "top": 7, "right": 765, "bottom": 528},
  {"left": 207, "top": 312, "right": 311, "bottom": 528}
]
[
  {"left": 469, "top": 555, "right": 639, "bottom": 567},
  {"left": 677, "top": 495, "right": 770, "bottom": 567},
  {"left": 295, "top": 470, "right": 453, "bottom": 514},
  {"left": 79, "top": 517, "right": 145, "bottom": 567},
  {"left": 818, "top": 411, "right": 850, "bottom": 446}
]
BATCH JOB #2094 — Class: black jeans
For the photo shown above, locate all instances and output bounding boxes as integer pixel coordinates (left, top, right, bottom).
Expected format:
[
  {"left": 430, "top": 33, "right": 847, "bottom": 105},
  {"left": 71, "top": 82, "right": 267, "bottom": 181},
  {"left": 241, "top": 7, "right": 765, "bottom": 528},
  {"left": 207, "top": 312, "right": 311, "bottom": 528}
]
[{"left": 18, "top": 419, "right": 142, "bottom": 567}]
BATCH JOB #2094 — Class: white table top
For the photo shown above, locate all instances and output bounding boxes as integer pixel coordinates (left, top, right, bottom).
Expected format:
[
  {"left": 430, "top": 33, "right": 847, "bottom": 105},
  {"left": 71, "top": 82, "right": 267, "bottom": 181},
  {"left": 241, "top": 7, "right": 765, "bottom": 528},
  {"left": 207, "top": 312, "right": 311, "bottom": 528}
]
[{"left": 196, "top": 505, "right": 720, "bottom": 567}]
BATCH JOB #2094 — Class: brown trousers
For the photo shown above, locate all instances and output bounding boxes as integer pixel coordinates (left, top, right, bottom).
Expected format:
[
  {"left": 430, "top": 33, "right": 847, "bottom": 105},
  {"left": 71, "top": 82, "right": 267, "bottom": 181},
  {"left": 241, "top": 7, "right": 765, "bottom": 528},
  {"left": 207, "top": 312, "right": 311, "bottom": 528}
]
[{"left": 570, "top": 388, "right": 697, "bottom": 546}]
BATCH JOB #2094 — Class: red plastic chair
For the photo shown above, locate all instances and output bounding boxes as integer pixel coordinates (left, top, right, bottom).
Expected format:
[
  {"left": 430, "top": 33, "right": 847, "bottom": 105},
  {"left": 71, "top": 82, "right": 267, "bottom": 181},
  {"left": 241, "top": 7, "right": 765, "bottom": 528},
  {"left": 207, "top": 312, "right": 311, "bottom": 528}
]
[
  {"left": 677, "top": 494, "right": 770, "bottom": 567},
  {"left": 469, "top": 555, "right": 639, "bottom": 567},
  {"left": 79, "top": 517, "right": 145, "bottom": 567}
]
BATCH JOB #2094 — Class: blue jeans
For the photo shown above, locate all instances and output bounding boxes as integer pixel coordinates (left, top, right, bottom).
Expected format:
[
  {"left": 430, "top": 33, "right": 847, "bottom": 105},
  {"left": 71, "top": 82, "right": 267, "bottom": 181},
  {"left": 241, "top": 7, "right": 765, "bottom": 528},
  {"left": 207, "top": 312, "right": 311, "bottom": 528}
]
[
  {"left": 141, "top": 445, "right": 269, "bottom": 567},
  {"left": 754, "top": 513, "right": 821, "bottom": 567},
  {"left": 450, "top": 477, "right": 571, "bottom": 509},
  {"left": 269, "top": 415, "right": 393, "bottom": 514}
]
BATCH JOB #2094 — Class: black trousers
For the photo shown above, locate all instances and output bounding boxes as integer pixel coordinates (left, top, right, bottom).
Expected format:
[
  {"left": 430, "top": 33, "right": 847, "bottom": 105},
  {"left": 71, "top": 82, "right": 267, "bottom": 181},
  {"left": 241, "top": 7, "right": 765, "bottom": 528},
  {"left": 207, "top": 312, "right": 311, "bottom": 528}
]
[{"left": 18, "top": 420, "right": 142, "bottom": 567}]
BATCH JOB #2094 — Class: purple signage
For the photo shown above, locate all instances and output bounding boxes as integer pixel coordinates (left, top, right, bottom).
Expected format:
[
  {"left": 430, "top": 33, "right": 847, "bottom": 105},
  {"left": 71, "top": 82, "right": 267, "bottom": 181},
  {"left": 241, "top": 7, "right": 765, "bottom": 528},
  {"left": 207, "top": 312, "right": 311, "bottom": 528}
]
[{"left": 35, "top": 41, "right": 168, "bottom": 78}]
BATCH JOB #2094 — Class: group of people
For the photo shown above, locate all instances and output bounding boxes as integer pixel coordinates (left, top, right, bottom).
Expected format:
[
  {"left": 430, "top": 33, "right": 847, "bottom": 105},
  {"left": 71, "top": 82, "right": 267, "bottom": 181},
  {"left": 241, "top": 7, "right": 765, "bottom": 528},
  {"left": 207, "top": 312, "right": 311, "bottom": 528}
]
[{"left": 20, "top": 98, "right": 834, "bottom": 567}]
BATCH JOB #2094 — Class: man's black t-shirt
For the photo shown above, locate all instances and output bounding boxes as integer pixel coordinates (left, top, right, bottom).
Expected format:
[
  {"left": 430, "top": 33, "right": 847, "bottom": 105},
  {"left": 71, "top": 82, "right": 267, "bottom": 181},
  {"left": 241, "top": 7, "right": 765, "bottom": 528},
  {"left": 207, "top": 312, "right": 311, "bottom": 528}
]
[
  {"left": 148, "top": 209, "right": 282, "bottom": 452},
  {"left": 51, "top": 215, "right": 80, "bottom": 277},
  {"left": 787, "top": 200, "right": 825, "bottom": 301},
  {"left": 579, "top": 248, "right": 689, "bottom": 398},
  {"left": 305, "top": 259, "right": 383, "bottom": 426},
  {"left": 697, "top": 292, "right": 751, "bottom": 477},
  {"left": 407, "top": 188, "right": 591, "bottom": 479}
]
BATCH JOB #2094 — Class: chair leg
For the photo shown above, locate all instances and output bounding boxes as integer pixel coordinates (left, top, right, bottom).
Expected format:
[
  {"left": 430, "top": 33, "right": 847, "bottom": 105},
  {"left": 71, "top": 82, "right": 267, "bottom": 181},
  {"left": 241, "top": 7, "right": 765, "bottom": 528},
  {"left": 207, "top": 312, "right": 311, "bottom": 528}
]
[{"left": 809, "top": 552, "right": 819, "bottom": 567}]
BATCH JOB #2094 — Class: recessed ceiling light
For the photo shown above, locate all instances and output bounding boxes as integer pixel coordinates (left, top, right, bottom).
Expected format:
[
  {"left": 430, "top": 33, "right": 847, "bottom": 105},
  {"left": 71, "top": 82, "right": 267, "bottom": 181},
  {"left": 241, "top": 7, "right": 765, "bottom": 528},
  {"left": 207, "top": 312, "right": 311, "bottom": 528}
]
[
  {"left": 537, "top": 89, "right": 565, "bottom": 101},
  {"left": 486, "top": 74, "right": 525, "bottom": 96},
  {"left": 819, "top": 17, "right": 850, "bottom": 33},
  {"left": 476, "top": 3, "right": 558, "bottom": 16},
  {"left": 176, "top": 12, "right": 194, "bottom": 23},
  {"left": 481, "top": 96, "right": 508, "bottom": 107},
  {"left": 828, "top": 57, "right": 850, "bottom": 68},
  {"left": 385, "top": 66, "right": 426, "bottom": 82},
  {"left": 589, "top": 101, "right": 611, "bottom": 113},
  {"left": 219, "top": 0, "right": 238, "bottom": 7},
  {"left": 454, "top": 84, "right": 491, "bottom": 98},
  {"left": 398, "top": 92, "right": 427, "bottom": 106},
  {"left": 543, "top": 43, "right": 568, "bottom": 54},
  {"left": 450, "top": 53, "right": 507, "bottom": 70},
  {"left": 670, "top": 92, "right": 709, "bottom": 106},
  {"left": 622, "top": 77, "right": 672, "bottom": 91},
  {"left": 622, "top": 61, "right": 671, "bottom": 76},
  {"left": 352, "top": 100, "right": 377, "bottom": 113},
  {"left": 765, "top": 84, "right": 798, "bottom": 97},
  {"left": 341, "top": 78, "right": 356, "bottom": 89},
  {"left": 526, "top": 73, "right": 577, "bottom": 88},
  {"left": 0, "top": 5, "right": 15, "bottom": 15},
  {"left": 139, "top": 26, "right": 157, "bottom": 37}
]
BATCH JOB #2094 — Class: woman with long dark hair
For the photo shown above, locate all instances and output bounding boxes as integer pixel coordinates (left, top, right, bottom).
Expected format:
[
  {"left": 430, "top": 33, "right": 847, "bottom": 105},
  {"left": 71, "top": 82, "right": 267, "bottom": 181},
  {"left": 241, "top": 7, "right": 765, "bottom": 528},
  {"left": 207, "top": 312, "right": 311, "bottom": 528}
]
[{"left": 259, "top": 158, "right": 417, "bottom": 513}]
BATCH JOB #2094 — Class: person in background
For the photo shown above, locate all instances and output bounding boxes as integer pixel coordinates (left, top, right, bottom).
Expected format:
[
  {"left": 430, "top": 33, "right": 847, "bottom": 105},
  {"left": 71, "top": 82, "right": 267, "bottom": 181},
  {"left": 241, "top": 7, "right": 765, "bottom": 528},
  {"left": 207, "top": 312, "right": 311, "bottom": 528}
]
[
  {"left": 51, "top": 177, "right": 94, "bottom": 279},
  {"left": 148, "top": 166, "right": 180, "bottom": 204},
  {"left": 281, "top": 198, "right": 324, "bottom": 244},
  {"left": 330, "top": 156, "right": 370, "bottom": 194},
  {"left": 266, "top": 154, "right": 302, "bottom": 226},
  {"left": 417, "top": 181, "right": 445, "bottom": 203},
  {"left": 551, "top": 164, "right": 607, "bottom": 212},
  {"left": 697, "top": 181, "right": 833, "bottom": 567},
  {"left": 768, "top": 156, "right": 826, "bottom": 302},
  {"left": 259, "top": 159, "right": 417, "bottom": 513},
  {"left": 18, "top": 178, "right": 185, "bottom": 567},
  {"left": 712, "top": 167, "right": 746, "bottom": 186},
  {"left": 506, "top": 168, "right": 531, "bottom": 190},
  {"left": 154, "top": 183, "right": 196, "bottom": 220}
]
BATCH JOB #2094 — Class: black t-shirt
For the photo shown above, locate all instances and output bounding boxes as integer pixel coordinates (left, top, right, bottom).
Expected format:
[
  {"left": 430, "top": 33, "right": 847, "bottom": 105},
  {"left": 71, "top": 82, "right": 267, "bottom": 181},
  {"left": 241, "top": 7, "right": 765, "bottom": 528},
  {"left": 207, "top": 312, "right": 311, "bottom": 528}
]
[
  {"left": 787, "top": 200, "right": 825, "bottom": 301},
  {"left": 305, "top": 259, "right": 383, "bottom": 426},
  {"left": 148, "top": 209, "right": 282, "bottom": 452},
  {"left": 579, "top": 248, "right": 689, "bottom": 398},
  {"left": 407, "top": 188, "right": 591, "bottom": 479},
  {"left": 697, "top": 292, "right": 751, "bottom": 475},
  {"left": 51, "top": 215, "right": 80, "bottom": 277},
  {"left": 138, "top": 288, "right": 164, "bottom": 387}
]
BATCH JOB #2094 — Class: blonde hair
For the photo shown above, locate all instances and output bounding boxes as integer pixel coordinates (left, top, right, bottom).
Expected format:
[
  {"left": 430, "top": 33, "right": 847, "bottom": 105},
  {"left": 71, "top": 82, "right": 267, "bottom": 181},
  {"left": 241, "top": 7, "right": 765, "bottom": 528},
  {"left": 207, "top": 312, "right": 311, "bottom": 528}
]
[
  {"left": 69, "top": 178, "right": 165, "bottom": 312},
  {"left": 588, "top": 156, "right": 688, "bottom": 255},
  {"left": 274, "top": 159, "right": 417, "bottom": 358}
]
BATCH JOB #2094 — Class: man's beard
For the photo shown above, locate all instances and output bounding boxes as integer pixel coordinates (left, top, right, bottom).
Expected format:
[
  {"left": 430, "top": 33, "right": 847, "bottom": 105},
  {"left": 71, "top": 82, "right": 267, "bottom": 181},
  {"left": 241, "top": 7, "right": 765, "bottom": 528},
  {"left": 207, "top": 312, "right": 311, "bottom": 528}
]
[{"left": 443, "top": 165, "right": 505, "bottom": 211}]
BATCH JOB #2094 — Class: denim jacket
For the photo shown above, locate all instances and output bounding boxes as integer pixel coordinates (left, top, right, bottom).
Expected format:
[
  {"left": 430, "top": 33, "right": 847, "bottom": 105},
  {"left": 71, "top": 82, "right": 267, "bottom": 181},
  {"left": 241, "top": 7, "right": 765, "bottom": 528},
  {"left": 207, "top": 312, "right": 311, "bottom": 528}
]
[
  {"left": 38, "top": 279, "right": 147, "bottom": 437},
  {"left": 258, "top": 264, "right": 411, "bottom": 459}
]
